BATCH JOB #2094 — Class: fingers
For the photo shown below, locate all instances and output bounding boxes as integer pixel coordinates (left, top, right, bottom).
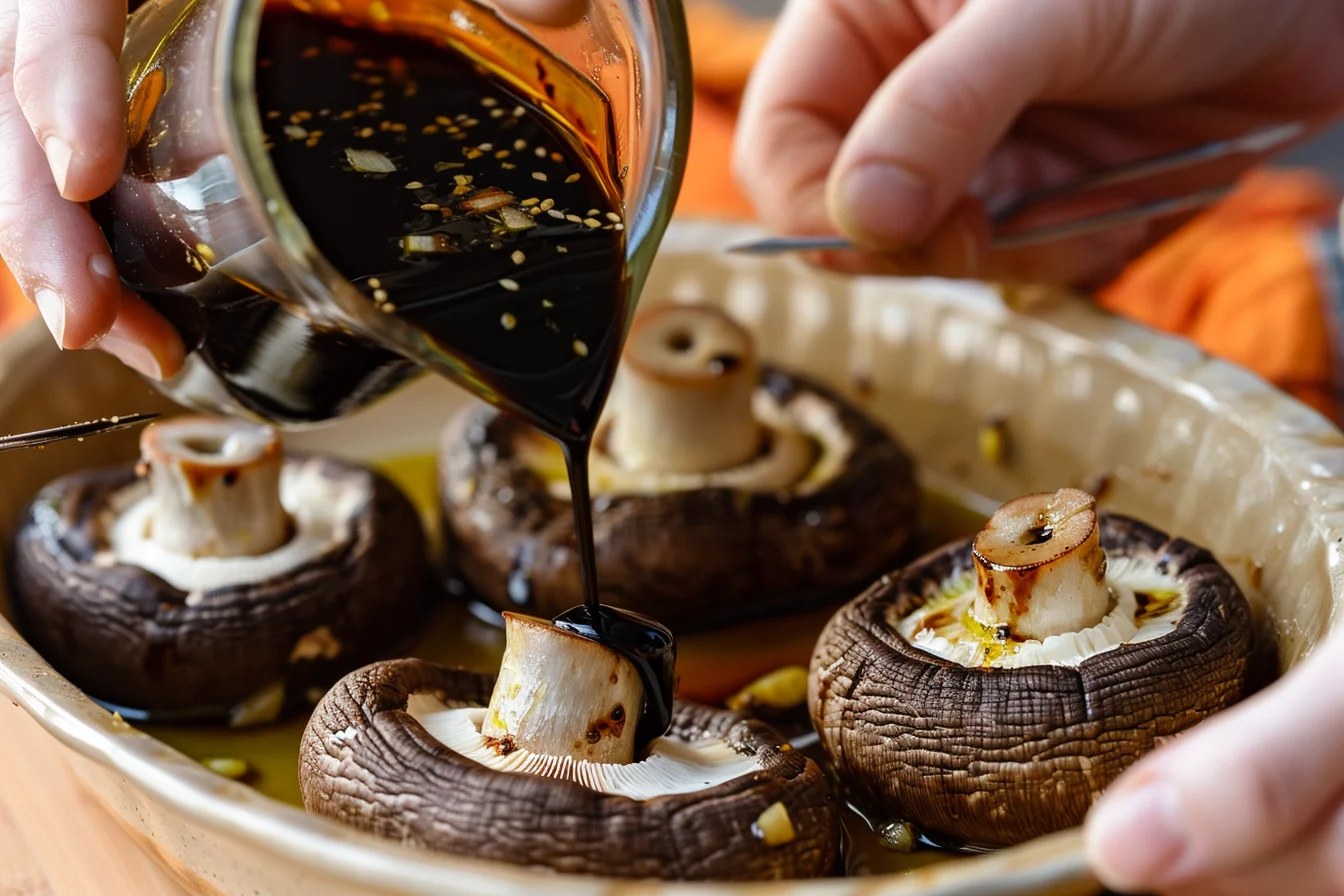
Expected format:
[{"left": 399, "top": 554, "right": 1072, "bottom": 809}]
[
  {"left": 0, "top": 0, "right": 121, "bottom": 348},
  {"left": 94, "top": 289, "right": 186, "bottom": 381},
  {"left": 1085, "top": 634, "right": 1344, "bottom": 893},
  {"left": 493, "top": 0, "right": 589, "bottom": 28},
  {"left": 735, "top": 0, "right": 925, "bottom": 236},
  {"left": 824, "top": 0, "right": 1073, "bottom": 250},
  {"left": 12, "top": 0, "right": 126, "bottom": 201}
]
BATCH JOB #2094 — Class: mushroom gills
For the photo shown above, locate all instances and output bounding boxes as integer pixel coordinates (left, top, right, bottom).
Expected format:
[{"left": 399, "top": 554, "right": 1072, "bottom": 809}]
[
  {"left": 408, "top": 696, "right": 761, "bottom": 800},
  {"left": 514, "top": 388, "right": 850, "bottom": 499},
  {"left": 898, "top": 551, "right": 1189, "bottom": 669},
  {"left": 106, "top": 458, "right": 369, "bottom": 592}
]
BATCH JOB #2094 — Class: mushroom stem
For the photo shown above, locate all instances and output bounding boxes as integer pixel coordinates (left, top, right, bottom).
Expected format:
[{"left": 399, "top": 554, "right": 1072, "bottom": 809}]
[
  {"left": 481, "top": 613, "right": 644, "bottom": 764},
  {"left": 605, "top": 305, "right": 762, "bottom": 474},
  {"left": 971, "top": 488, "right": 1109, "bottom": 640},
  {"left": 140, "top": 417, "right": 289, "bottom": 559}
]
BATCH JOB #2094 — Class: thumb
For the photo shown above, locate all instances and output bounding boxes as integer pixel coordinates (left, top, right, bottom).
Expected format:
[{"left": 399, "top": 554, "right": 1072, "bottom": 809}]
[
  {"left": 825, "top": 0, "right": 1070, "bottom": 249},
  {"left": 1084, "top": 633, "right": 1344, "bottom": 892}
]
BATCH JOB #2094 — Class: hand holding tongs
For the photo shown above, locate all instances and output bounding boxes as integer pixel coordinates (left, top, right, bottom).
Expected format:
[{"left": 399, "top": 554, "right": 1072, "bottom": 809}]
[{"left": 727, "top": 121, "right": 1306, "bottom": 256}]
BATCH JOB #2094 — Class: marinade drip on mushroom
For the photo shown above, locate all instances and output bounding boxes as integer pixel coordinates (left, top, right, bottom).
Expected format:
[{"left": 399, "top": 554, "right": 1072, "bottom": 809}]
[
  {"left": 440, "top": 304, "right": 919, "bottom": 628},
  {"left": 809, "top": 488, "right": 1253, "bottom": 849},
  {"left": 301, "top": 613, "right": 840, "bottom": 880}
]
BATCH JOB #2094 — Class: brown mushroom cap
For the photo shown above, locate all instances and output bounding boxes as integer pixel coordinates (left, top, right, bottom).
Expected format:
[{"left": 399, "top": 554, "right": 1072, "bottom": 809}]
[
  {"left": 809, "top": 512, "right": 1252, "bottom": 849},
  {"left": 300, "top": 658, "right": 839, "bottom": 880},
  {"left": 439, "top": 368, "right": 918, "bottom": 630},
  {"left": 11, "top": 456, "right": 429, "bottom": 720}
]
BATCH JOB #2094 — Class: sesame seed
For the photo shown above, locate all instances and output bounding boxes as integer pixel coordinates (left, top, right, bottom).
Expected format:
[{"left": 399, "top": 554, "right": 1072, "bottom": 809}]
[
  {"left": 583, "top": 218, "right": 602, "bottom": 228},
  {"left": 573, "top": 340, "right": 589, "bottom": 357},
  {"left": 373, "top": 289, "right": 389, "bottom": 302},
  {"left": 381, "top": 303, "right": 396, "bottom": 313},
  {"left": 511, "top": 250, "right": 525, "bottom": 265},
  {"left": 405, "top": 181, "right": 424, "bottom": 189},
  {"left": 542, "top": 299, "right": 554, "bottom": 308},
  {"left": 500, "top": 312, "right": 517, "bottom": 329},
  {"left": 421, "top": 203, "right": 440, "bottom": 210},
  {"left": 370, "top": 90, "right": 385, "bottom": 101},
  {"left": 587, "top": 209, "right": 600, "bottom": 216},
  {"left": 481, "top": 97, "right": 499, "bottom": 108},
  {"left": 532, "top": 172, "right": 547, "bottom": 182},
  {"left": 565, "top": 173, "right": 581, "bottom": 183},
  {"left": 495, "top": 150, "right": 510, "bottom": 158},
  {"left": 550, "top": 152, "right": 564, "bottom": 163},
  {"left": 521, "top": 198, "right": 540, "bottom": 207},
  {"left": 422, "top": 125, "right": 439, "bottom": 134},
  {"left": 266, "top": 110, "right": 281, "bottom": 119},
  {"left": 606, "top": 212, "right": 622, "bottom": 222},
  {"left": 501, "top": 162, "right": 516, "bottom": 169},
  {"left": 529, "top": 207, "right": 542, "bottom": 216},
  {"left": 477, "top": 143, "right": 493, "bottom": 152},
  {"left": 555, "top": 245, "right": 569, "bottom": 253},
  {"left": 514, "top": 139, "right": 527, "bottom": 151},
  {"left": 613, "top": 222, "right": 624, "bottom": 231},
  {"left": 547, "top": 209, "right": 566, "bottom": 219},
  {"left": 490, "top": 108, "right": 505, "bottom": 118},
  {"left": 436, "top": 115, "right": 454, "bottom": 126},
  {"left": 499, "top": 278, "right": 520, "bottom": 291},
  {"left": 513, "top": 106, "right": 526, "bottom": 117},
  {"left": 358, "top": 127, "right": 374, "bottom": 138},
  {"left": 453, "top": 184, "right": 471, "bottom": 195},
  {"left": 464, "top": 149, "right": 483, "bottom": 159},
  {"left": 368, "top": 278, "right": 382, "bottom": 289},
  {"left": 453, "top": 174, "right": 473, "bottom": 185},
  {"left": 539, "top": 198, "right": 555, "bottom": 211},
  {"left": 534, "top": 146, "right": 547, "bottom": 158},
  {"left": 565, "top": 214, "right": 582, "bottom": 223}
]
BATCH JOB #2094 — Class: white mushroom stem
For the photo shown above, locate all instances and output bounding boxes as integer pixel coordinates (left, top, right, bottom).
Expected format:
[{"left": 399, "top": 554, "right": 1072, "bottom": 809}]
[
  {"left": 481, "top": 613, "right": 644, "bottom": 765},
  {"left": 140, "top": 416, "right": 289, "bottom": 559},
  {"left": 971, "top": 488, "right": 1109, "bottom": 640},
  {"left": 606, "top": 304, "right": 762, "bottom": 474}
]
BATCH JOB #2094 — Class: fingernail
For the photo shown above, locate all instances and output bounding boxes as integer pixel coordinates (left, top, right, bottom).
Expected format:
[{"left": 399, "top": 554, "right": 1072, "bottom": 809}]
[
  {"left": 97, "top": 332, "right": 163, "bottom": 381},
  {"left": 44, "top": 136, "right": 74, "bottom": 197},
  {"left": 89, "top": 254, "right": 118, "bottom": 284},
  {"left": 837, "top": 163, "right": 931, "bottom": 245},
  {"left": 33, "top": 289, "right": 66, "bottom": 348},
  {"left": 1087, "top": 783, "right": 1188, "bottom": 892}
]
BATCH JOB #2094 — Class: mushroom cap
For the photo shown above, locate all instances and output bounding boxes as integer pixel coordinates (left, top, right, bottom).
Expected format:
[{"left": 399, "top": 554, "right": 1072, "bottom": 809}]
[
  {"left": 300, "top": 658, "right": 839, "bottom": 880},
  {"left": 809, "top": 512, "right": 1252, "bottom": 849},
  {"left": 11, "top": 456, "right": 429, "bottom": 719},
  {"left": 439, "top": 368, "right": 918, "bottom": 630}
]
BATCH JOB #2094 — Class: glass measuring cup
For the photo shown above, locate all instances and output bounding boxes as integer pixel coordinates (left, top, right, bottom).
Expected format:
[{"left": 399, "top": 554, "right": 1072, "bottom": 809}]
[{"left": 93, "top": 0, "right": 692, "bottom": 426}]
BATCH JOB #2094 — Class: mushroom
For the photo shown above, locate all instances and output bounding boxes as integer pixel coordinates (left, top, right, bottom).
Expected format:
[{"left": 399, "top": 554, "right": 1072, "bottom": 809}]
[
  {"left": 11, "top": 415, "right": 429, "bottom": 723},
  {"left": 300, "top": 612, "right": 839, "bottom": 879},
  {"left": 439, "top": 303, "right": 919, "bottom": 629},
  {"left": 810, "top": 489, "right": 1252, "bottom": 849}
]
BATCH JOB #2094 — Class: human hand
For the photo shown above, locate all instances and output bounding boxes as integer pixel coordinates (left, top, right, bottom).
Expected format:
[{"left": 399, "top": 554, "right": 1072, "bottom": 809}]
[
  {"left": 1085, "top": 629, "right": 1344, "bottom": 895},
  {"left": 735, "top": 0, "right": 1344, "bottom": 289},
  {"left": 0, "top": 0, "right": 588, "bottom": 379}
]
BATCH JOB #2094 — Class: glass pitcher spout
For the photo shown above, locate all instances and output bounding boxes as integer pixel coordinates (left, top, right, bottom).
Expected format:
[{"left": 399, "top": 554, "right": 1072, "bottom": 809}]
[{"left": 96, "top": 0, "right": 692, "bottom": 429}]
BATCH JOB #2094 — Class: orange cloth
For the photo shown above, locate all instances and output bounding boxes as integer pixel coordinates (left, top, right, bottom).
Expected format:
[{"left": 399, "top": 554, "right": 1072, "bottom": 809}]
[{"left": 2, "top": 3, "right": 1338, "bottom": 425}]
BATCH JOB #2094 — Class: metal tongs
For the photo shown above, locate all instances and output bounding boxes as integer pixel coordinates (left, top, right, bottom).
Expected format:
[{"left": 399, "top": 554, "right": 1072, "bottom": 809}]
[
  {"left": 0, "top": 413, "right": 159, "bottom": 452},
  {"left": 727, "top": 121, "right": 1306, "bottom": 256}
]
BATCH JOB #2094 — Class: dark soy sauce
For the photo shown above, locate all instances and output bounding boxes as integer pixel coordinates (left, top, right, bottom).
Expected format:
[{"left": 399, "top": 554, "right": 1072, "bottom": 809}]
[{"left": 256, "top": 11, "right": 675, "bottom": 741}]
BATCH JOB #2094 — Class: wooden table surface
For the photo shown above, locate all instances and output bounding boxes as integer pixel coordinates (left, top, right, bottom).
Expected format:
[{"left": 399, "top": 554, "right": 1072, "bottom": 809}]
[{"left": 0, "top": 699, "right": 190, "bottom": 896}]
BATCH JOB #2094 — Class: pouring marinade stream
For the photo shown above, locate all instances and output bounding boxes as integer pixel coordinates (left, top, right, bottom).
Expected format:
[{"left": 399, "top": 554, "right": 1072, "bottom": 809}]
[{"left": 255, "top": 10, "right": 676, "bottom": 743}]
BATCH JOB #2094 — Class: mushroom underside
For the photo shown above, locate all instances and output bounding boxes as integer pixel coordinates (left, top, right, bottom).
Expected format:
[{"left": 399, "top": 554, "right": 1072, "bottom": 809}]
[
  {"left": 809, "top": 513, "right": 1252, "bottom": 848},
  {"left": 300, "top": 658, "right": 839, "bottom": 880},
  {"left": 440, "top": 368, "right": 919, "bottom": 629},
  {"left": 11, "top": 457, "right": 429, "bottom": 718}
]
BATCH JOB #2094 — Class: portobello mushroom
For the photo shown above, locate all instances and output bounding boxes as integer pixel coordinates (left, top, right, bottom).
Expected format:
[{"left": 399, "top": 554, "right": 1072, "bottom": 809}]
[
  {"left": 300, "top": 613, "right": 840, "bottom": 880},
  {"left": 439, "top": 303, "right": 918, "bottom": 629},
  {"left": 810, "top": 488, "right": 1252, "bottom": 849},
  {"left": 11, "top": 415, "right": 429, "bottom": 723}
]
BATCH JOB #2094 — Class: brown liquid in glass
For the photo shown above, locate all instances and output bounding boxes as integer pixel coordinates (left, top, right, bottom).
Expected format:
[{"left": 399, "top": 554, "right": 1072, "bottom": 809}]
[{"left": 254, "top": 11, "right": 674, "bottom": 740}]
